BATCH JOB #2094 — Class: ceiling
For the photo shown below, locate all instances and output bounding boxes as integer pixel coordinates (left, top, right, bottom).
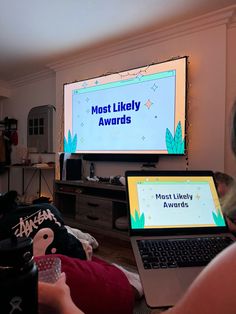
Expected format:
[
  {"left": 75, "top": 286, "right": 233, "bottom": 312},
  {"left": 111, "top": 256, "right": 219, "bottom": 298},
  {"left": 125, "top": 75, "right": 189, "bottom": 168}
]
[{"left": 1, "top": 0, "right": 236, "bottom": 83}]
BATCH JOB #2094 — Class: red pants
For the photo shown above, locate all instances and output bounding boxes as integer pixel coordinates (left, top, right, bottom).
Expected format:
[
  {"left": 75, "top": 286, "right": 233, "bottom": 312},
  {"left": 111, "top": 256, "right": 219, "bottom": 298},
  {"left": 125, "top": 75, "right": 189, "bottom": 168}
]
[{"left": 36, "top": 254, "right": 134, "bottom": 314}]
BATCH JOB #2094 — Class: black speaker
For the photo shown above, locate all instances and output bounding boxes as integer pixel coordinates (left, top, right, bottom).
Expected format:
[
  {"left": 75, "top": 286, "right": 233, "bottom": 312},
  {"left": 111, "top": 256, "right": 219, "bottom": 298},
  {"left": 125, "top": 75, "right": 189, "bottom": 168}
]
[
  {"left": 59, "top": 153, "right": 64, "bottom": 180},
  {"left": 66, "top": 159, "right": 82, "bottom": 180}
]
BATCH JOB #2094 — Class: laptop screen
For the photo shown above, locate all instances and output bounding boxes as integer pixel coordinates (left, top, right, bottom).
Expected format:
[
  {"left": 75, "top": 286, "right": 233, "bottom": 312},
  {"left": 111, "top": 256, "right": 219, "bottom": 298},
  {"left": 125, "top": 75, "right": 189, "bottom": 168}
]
[{"left": 126, "top": 171, "right": 226, "bottom": 231}]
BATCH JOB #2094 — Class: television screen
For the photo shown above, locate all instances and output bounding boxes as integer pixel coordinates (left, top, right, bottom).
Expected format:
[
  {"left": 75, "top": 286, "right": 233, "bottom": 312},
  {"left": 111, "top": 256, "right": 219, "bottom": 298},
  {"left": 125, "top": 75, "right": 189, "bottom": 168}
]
[{"left": 63, "top": 56, "right": 187, "bottom": 161}]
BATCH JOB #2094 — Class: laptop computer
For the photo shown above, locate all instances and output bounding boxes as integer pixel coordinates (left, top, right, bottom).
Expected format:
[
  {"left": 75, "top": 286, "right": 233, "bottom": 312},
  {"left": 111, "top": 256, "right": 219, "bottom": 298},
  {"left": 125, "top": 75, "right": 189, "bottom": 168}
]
[{"left": 125, "top": 170, "right": 235, "bottom": 308}]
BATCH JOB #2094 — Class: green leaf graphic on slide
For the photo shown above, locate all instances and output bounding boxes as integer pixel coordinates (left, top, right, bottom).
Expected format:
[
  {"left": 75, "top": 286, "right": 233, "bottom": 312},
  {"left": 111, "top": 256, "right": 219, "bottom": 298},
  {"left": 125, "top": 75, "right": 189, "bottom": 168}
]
[
  {"left": 131, "top": 209, "right": 145, "bottom": 229},
  {"left": 64, "top": 130, "right": 77, "bottom": 153},
  {"left": 212, "top": 209, "right": 225, "bottom": 226},
  {"left": 166, "top": 121, "right": 185, "bottom": 154}
]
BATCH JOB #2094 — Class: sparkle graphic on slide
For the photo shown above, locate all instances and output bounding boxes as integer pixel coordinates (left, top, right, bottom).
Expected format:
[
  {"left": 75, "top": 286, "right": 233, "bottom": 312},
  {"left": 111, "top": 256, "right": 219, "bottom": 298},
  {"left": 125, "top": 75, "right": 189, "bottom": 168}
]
[
  {"left": 151, "top": 83, "right": 158, "bottom": 91},
  {"left": 141, "top": 136, "right": 146, "bottom": 141},
  {"left": 82, "top": 82, "right": 88, "bottom": 88},
  {"left": 80, "top": 122, "right": 84, "bottom": 127},
  {"left": 80, "top": 137, "right": 84, "bottom": 143},
  {"left": 86, "top": 97, "right": 90, "bottom": 102},
  {"left": 195, "top": 194, "right": 200, "bottom": 200},
  {"left": 94, "top": 80, "right": 99, "bottom": 85},
  {"left": 145, "top": 99, "right": 153, "bottom": 109},
  {"left": 136, "top": 73, "right": 143, "bottom": 80}
]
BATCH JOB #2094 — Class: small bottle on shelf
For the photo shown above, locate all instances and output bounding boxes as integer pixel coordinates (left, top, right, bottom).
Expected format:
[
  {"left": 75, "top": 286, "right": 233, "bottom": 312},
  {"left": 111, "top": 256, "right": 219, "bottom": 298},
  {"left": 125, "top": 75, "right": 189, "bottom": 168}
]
[{"left": 90, "top": 162, "right": 95, "bottom": 178}]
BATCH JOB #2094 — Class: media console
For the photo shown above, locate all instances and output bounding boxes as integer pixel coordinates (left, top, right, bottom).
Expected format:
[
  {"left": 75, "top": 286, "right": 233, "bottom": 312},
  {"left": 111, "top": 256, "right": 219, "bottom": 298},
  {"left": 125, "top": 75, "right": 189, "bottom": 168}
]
[{"left": 54, "top": 180, "right": 129, "bottom": 239}]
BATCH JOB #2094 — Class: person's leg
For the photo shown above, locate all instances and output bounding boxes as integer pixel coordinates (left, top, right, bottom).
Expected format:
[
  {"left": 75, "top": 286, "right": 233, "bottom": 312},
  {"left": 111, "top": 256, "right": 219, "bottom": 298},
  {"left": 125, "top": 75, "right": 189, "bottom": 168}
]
[
  {"left": 112, "top": 263, "right": 143, "bottom": 299},
  {"left": 37, "top": 254, "right": 135, "bottom": 314},
  {"left": 157, "top": 242, "right": 236, "bottom": 314}
]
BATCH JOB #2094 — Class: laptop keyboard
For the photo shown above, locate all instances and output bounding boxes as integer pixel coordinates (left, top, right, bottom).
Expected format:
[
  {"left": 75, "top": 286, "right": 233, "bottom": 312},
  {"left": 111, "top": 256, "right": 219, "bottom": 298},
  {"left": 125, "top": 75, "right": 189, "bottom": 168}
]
[{"left": 137, "top": 237, "right": 233, "bottom": 269}]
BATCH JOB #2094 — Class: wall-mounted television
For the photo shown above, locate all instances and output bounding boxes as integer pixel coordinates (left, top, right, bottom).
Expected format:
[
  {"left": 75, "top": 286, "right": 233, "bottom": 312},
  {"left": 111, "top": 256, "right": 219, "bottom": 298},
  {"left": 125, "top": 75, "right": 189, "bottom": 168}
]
[{"left": 63, "top": 56, "right": 187, "bottom": 162}]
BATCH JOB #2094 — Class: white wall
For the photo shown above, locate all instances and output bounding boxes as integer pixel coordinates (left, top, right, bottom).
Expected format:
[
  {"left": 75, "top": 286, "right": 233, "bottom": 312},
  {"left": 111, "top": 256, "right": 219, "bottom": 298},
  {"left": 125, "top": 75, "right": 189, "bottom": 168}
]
[
  {"left": 5, "top": 76, "right": 55, "bottom": 151},
  {"left": 1, "top": 5, "right": 236, "bottom": 196},
  {"left": 225, "top": 23, "right": 236, "bottom": 177},
  {"left": 0, "top": 76, "right": 56, "bottom": 197},
  {"left": 0, "top": 80, "right": 11, "bottom": 99}
]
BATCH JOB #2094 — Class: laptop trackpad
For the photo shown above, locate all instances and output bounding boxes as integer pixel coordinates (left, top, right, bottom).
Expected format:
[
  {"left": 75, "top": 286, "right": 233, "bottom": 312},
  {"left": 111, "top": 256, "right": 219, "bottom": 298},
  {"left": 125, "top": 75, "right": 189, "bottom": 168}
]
[{"left": 143, "top": 267, "right": 203, "bottom": 308}]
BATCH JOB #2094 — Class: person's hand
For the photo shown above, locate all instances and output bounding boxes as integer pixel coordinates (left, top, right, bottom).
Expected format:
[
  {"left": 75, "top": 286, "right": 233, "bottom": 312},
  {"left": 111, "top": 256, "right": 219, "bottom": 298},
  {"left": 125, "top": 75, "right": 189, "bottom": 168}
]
[{"left": 38, "top": 272, "right": 84, "bottom": 314}]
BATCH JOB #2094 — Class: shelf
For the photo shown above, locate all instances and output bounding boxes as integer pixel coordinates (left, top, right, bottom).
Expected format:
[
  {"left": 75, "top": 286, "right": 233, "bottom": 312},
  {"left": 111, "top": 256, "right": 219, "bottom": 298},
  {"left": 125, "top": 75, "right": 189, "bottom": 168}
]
[{"left": 54, "top": 180, "right": 128, "bottom": 239}]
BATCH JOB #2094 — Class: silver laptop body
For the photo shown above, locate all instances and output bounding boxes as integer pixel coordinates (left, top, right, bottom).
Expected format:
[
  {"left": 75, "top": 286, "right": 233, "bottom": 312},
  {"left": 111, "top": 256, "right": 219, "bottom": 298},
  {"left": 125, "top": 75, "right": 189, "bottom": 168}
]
[{"left": 125, "top": 170, "right": 235, "bottom": 308}]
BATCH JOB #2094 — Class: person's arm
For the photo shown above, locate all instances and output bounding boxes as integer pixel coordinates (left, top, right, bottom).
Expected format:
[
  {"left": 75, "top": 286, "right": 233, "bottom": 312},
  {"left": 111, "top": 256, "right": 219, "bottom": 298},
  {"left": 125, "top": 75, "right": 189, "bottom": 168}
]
[
  {"left": 155, "top": 242, "right": 236, "bottom": 314},
  {"left": 38, "top": 272, "right": 84, "bottom": 314}
]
